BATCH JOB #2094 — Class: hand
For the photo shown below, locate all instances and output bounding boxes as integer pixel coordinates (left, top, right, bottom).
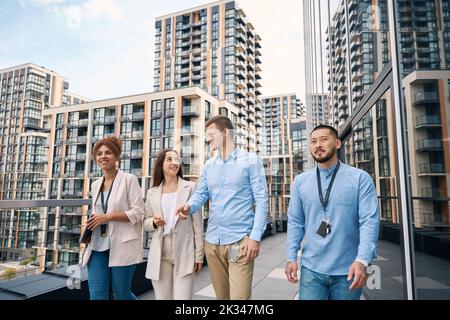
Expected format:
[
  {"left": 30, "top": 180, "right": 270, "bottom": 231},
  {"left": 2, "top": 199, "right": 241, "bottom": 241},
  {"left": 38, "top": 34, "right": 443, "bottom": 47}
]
[
  {"left": 285, "top": 261, "right": 299, "bottom": 284},
  {"left": 86, "top": 214, "right": 110, "bottom": 230},
  {"left": 176, "top": 204, "right": 191, "bottom": 219},
  {"left": 194, "top": 262, "right": 203, "bottom": 272},
  {"left": 347, "top": 261, "right": 369, "bottom": 289},
  {"left": 153, "top": 215, "right": 165, "bottom": 228},
  {"left": 240, "top": 238, "right": 260, "bottom": 263}
]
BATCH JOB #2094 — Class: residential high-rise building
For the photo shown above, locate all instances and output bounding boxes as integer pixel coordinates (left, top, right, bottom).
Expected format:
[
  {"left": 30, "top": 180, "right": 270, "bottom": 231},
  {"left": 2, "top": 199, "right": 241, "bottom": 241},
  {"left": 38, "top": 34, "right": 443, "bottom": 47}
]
[
  {"left": 38, "top": 87, "right": 235, "bottom": 269},
  {"left": 153, "top": 0, "right": 263, "bottom": 154},
  {"left": 0, "top": 63, "right": 85, "bottom": 262},
  {"left": 326, "top": 0, "right": 389, "bottom": 128},
  {"left": 325, "top": 0, "right": 450, "bottom": 229},
  {"left": 261, "top": 94, "right": 307, "bottom": 231}
]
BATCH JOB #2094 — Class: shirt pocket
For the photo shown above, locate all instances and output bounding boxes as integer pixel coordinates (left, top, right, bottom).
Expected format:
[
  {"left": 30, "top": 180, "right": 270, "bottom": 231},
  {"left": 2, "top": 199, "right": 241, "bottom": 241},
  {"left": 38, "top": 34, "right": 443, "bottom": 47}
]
[{"left": 332, "top": 186, "right": 357, "bottom": 206}]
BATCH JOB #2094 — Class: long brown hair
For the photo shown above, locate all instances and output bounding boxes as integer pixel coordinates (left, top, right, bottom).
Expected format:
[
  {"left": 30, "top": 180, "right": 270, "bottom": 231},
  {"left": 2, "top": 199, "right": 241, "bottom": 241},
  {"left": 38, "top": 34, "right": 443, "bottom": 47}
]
[{"left": 152, "top": 149, "right": 183, "bottom": 187}]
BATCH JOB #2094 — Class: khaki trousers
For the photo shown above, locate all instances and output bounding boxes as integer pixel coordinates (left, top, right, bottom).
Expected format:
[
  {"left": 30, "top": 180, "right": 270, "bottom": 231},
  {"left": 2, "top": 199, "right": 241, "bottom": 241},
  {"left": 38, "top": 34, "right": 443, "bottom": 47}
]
[
  {"left": 204, "top": 235, "right": 254, "bottom": 300},
  {"left": 151, "top": 233, "right": 195, "bottom": 300}
]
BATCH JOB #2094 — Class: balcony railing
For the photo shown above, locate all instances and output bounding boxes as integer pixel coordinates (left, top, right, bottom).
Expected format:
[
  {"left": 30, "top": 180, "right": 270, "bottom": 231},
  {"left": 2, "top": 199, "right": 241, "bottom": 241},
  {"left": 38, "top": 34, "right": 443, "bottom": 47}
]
[
  {"left": 420, "top": 188, "right": 448, "bottom": 199},
  {"left": 414, "top": 91, "right": 439, "bottom": 105},
  {"left": 181, "top": 105, "right": 199, "bottom": 117},
  {"left": 418, "top": 163, "right": 445, "bottom": 174},
  {"left": 181, "top": 146, "right": 200, "bottom": 156},
  {"left": 181, "top": 126, "right": 200, "bottom": 136},
  {"left": 416, "top": 139, "right": 443, "bottom": 152},
  {"left": 182, "top": 164, "right": 200, "bottom": 176},
  {"left": 415, "top": 115, "right": 441, "bottom": 128}
]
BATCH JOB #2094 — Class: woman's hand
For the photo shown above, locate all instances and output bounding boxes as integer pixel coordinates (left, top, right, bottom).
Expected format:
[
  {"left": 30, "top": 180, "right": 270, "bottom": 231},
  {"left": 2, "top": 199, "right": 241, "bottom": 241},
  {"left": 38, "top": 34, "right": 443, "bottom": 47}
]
[
  {"left": 194, "top": 262, "right": 203, "bottom": 272},
  {"left": 86, "top": 213, "right": 110, "bottom": 230},
  {"left": 153, "top": 215, "right": 166, "bottom": 228}
]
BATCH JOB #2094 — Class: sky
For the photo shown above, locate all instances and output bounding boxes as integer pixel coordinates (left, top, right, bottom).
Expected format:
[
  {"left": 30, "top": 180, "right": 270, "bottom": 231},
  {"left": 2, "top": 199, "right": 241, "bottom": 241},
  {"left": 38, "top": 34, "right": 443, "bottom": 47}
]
[{"left": 0, "top": 0, "right": 306, "bottom": 102}]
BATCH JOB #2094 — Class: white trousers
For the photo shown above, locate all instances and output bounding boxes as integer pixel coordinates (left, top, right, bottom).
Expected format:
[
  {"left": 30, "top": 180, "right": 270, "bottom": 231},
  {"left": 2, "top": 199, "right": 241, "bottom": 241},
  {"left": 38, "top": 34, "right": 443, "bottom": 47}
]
[{"left": 151, "top": 233, "right": 195, "bottom": 300}]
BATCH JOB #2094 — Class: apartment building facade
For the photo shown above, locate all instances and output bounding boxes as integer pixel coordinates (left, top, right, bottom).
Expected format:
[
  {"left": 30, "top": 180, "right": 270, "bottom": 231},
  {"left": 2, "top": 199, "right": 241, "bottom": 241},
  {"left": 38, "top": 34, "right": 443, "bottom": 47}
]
[
  {"left": 0, "top": 63, "right": 85, "bottom": 262},
  {"left": 153, "top": 0, "right": 263, "bottom": 154},
  {"left": 261, "top": 94, "right": 307, "bottom": 231},
  {"left": 38, "top": 87, "right": 236, "bottom": 269}
]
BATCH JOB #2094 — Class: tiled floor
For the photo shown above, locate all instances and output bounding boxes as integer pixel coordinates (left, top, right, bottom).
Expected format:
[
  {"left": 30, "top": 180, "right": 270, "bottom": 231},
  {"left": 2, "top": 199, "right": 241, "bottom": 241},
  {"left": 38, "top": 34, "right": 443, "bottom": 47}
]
[{"left": 139, "top": 232, "right": 299, "bottom": 300}]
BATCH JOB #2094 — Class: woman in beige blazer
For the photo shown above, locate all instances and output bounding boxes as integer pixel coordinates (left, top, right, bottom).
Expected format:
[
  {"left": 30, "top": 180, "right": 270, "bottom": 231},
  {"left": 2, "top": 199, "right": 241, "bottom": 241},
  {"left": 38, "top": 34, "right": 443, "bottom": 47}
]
[
  {"left": 144, "top": 149, "right": 204, "bottom": 300},
  {"left": 82, "top": 137, "right": 144, "bottom": 300}
]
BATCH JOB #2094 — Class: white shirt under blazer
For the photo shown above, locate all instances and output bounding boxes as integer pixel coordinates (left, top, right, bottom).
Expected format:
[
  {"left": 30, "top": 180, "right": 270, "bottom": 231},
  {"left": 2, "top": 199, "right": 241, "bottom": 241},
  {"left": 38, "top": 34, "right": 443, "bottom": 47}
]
[
  {"left": 144, "top": 177, "right": 204, "bottom": 280},
  {"left": 82, "top": 169, "right": 145, "bottom": 268}
]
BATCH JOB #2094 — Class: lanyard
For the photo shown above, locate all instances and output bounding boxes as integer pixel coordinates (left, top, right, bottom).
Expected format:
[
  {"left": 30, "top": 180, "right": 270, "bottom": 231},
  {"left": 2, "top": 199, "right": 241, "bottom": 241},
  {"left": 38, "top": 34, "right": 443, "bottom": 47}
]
[
  {"left": 95, "top": 170, "right": 118, "bottom": 214},
  {"left": 316, "top": 161, "right": 340, "bottom": 211}
]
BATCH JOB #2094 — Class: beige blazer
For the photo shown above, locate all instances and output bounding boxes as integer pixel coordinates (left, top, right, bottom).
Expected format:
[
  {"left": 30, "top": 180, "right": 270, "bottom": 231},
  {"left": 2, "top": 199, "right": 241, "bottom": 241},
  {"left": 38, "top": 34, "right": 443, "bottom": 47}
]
[
  {"left": 82, "top": 169, "right": 145, "bottom": 268},
  {"left": 144, "top": 177, "right": 204, "bottom": 280}
]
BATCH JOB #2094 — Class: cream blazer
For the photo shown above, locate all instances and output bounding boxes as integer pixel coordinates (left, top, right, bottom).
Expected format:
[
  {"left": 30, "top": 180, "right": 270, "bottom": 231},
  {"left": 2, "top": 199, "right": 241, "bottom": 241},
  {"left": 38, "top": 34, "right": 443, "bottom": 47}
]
[
  {"left": 144, "top": 177, "right": 204, "bottom": 280},
  {"left": 82, "top": 169, "right": 145, "bottom": 268}
]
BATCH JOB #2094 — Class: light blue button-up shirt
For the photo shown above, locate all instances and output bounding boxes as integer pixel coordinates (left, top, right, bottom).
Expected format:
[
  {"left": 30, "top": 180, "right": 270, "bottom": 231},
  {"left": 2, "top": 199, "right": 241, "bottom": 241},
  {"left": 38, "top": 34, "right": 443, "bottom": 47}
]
[
  {"left": 287, "top": 161, "right": 380, "bottom": 275},
  {"left": 188, "top": 147, "right": 269, "bottom": 244}
]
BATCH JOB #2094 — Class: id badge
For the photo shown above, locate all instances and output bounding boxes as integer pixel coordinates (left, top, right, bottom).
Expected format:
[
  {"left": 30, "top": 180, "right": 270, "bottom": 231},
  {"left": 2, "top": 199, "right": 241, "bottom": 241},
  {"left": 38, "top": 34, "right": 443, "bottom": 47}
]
[
  {"left": 229, "top": 244, "right": 239, "bottom": 262},
  {"left": 317, "top": 219, "right": 331, "bottom": 238}
]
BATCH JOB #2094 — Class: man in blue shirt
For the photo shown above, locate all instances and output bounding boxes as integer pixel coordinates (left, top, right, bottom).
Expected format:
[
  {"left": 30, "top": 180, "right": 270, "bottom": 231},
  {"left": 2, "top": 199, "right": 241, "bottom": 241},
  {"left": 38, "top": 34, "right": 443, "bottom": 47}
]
[
  {"left": 177, "top": 115, "right": 268, "bottom": 300},
  {"left": 285, "top": 124, "right": 379, "bottom": 300}
]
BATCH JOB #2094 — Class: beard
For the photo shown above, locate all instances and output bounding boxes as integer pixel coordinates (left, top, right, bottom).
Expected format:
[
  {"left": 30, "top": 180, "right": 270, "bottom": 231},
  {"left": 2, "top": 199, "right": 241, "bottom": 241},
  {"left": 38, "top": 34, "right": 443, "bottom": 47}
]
[{"left": 311, "top": 147, "right": 336, "bottom": 163}]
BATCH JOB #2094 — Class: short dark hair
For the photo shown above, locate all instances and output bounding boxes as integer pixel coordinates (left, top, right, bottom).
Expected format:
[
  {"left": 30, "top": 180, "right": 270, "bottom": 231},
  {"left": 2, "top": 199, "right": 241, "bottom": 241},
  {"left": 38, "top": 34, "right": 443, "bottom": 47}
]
[
  {"left": 310, "top": 124, "right": 339, "bottom": 139},
  {"left": 205, "top": 115, "right": 234, "bottom": 131}
]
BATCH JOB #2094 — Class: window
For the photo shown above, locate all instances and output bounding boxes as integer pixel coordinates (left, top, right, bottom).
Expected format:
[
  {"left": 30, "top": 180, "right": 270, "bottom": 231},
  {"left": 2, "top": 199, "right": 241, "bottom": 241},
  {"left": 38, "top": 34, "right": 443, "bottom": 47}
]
[
  {"left": 151, "top": 119, "right": 161, "bottom": 135},
  {"left": 151, "top": 100, "right": 162, "bottom": 116},
  {"left": 164, "top": 99, "right": 174, "bottom": 115},
  {"left": 164, "top": 117, "right": 174, "bottom": 135}
]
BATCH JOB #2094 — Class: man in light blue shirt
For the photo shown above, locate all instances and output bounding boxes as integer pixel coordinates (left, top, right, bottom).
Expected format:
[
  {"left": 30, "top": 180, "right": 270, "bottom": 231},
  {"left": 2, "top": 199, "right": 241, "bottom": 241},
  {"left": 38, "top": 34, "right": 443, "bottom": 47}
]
[
  {"left": 177, "top": 115, "right": 268, "bottom": 300},
  {"left": 285, "top": 124, "right": 379, "bottom": 300}
]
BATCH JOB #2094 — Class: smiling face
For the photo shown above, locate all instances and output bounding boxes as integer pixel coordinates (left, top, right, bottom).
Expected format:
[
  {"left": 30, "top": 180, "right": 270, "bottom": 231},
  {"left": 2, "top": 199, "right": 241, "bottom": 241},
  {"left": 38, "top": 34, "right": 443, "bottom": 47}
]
[
  {"left": 162, "top": 150, "right": 181, "bottom": 178},
  {"left": 309, "top": 128, "right": 341, "bottom": 163},
  {"left": 95, "top": 145, "right": 118, "bottom": 172}
]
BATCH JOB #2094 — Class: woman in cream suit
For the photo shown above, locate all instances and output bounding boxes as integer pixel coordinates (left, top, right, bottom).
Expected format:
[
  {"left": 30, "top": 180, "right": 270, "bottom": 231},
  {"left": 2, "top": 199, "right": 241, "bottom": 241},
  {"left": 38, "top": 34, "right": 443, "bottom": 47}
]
[
  {"left": 82, "top": 136, "right": 144, "bottom": 300},
  {"left": 144, "top": 149, "right": 204, "bottom": 300}
]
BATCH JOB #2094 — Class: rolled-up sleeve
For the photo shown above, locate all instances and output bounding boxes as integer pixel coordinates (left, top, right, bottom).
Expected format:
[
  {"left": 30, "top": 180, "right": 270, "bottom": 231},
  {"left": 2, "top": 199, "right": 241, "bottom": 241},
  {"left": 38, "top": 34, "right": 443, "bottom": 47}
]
[{"left": 125, "top": 175, "right": 145, "bottom": 225}]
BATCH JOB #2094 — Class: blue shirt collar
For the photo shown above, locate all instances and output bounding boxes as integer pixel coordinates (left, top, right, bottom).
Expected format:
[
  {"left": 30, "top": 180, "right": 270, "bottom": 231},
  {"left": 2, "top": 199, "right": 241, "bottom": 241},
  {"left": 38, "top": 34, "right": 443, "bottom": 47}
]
[
  {"left": 216, "top": 146, "right": 240, "bottom": 163},
  {"left": 318, "top": 160, "right": 340, "bottom": 175}
]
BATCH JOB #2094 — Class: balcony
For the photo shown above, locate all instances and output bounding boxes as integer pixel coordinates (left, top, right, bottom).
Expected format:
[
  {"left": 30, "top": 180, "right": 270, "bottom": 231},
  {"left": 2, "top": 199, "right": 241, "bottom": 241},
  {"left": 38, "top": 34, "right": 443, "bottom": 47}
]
[
  {"left": 130, "top": 168, "right": 142, "bottom": 176},
  {"left": 181, "top": 105, "right": 199, "bottom": 117},
  {"left": 151, "top": 110, "right": 162, "bottom": 118},
  {"left": 122, "top": 112, "right": 145, "bottom": 122},
  {"left": 415, "top": 115, "right": 441, "bottom": 129},
  {"left": 131, "top": 131, "right": 144, "bottom": 139},
  {"left": 416, "top": 139, "right": 443, "bottom": 152},
  {"left": 182, "top": 164, "right": 200, "bottom": 176},
  {"left": 61, "top": 191, "right": 83, "bottom": 198},
  {"left": 65, "top": 154, "right": 86, "bottom": 162},
  {"left": 66, "top": 119, "right": 89, "bottom": 128},
  {"left": 104, "top": 115, "right": 116, "bottom": 124},
  {"left": 181, "top": 126, "right": 200, "bottom": 136},
  {"left": 129, "top": 150, "right": 143, "bottom": 158},
  {"left": 413, "top": 91, "right": 439, "bottom": 106},
  {"left": 417, "top": 163, "right": 445, "bottom": 175},
  {"left": 181, "top": 146, "right": 200, "bottom": 157},
  {"left": 420, "top": 188, "right": 448, "bottom": 199}
]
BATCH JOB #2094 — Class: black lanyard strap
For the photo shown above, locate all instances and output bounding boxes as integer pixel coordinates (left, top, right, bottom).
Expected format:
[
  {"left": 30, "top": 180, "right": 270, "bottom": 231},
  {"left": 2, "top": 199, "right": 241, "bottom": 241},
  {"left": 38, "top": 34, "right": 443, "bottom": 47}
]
[
  {"left": 316, "top": 161, "right": 341, "bottom": 211},
  {"left": 95, "top": 170, "right": 118, "bottom": 214}
]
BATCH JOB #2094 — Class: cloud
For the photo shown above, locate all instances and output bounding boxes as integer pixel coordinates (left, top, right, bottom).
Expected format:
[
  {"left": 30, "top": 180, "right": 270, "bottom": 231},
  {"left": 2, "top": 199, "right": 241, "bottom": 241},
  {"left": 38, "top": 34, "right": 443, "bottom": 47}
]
[
  {"left": 18, "top": 0, "right": 64, "bottom": 7},
  {"left": 18, "top": 0, "right": 122, "bottom": 29},
  {"left": 83, "top": 0, "right": 123, "bottom": 22}
]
